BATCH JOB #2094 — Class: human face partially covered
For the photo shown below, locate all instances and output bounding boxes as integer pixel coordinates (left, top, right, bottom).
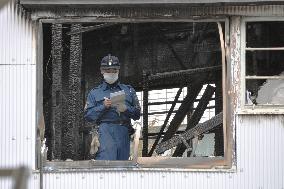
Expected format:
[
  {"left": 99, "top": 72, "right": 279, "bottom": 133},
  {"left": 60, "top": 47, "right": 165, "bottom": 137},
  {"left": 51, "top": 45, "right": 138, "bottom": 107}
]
[{"left": 101, "top": 68, "right": 119, "bottom": 84}]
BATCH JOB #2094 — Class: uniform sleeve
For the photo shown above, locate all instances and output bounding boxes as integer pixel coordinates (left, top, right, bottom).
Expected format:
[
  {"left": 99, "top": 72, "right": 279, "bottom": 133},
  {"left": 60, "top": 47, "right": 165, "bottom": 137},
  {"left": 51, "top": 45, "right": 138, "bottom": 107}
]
[
  {"left": 124, "top": 86, "right": 141, "bottom": 120},
  {"left": 84, "top": 91, "right": 107, "bottom": 123}
]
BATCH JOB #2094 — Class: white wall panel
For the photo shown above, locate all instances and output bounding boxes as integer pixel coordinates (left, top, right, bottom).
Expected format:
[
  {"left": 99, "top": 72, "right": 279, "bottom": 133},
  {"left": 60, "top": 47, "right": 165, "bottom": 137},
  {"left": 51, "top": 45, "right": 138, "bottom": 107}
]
[
  {"left": 0, "top": 65, "right": 36, "bottom": 169},
  {"left": 237, "top": 115, "right": 284, "bottom": 189},
  {"left": 0, "top": 177, "right": 13, "bottom": 189},
  {"left": 0, "top": 1, "right": 35, "bottom": 66},
  {"left": 0, "top": 0, "right": 36, "bottom": 171}
]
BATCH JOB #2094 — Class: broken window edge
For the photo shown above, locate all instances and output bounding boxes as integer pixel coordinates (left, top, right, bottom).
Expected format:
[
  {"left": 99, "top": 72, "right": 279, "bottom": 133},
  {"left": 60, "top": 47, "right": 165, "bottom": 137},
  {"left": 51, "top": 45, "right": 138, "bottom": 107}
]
[
  {"left": 36, "top": 18, "right": 232, "bottom": 169},
  {"left": 42, "top": 156, "right": 233, "bottom": 170},
  {"left": 241, "top": 18, "right": 284, "bottom": 109}
]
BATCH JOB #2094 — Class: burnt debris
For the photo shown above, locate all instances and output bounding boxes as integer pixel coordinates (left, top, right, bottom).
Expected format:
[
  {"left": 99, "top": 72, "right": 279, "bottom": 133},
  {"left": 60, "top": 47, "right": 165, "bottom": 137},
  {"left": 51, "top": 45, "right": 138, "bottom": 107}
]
[
  {"left": 43, "top": 22, "right": 224, "bottom": 160},
  {"left": 155, "top": 112, "right": 223, "bottom": 155}
]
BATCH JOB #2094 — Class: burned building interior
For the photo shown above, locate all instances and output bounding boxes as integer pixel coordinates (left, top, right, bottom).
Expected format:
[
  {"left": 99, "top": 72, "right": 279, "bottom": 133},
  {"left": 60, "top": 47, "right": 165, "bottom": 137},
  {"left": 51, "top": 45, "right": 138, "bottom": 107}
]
[{"left": 42, "top": 22, "right": 226, "bottom": 161}]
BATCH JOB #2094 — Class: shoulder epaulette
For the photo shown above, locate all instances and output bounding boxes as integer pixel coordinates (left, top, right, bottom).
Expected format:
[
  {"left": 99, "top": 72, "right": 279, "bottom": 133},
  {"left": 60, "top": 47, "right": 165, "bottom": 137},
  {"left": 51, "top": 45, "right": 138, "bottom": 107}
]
[{"left": 126, "top": 85, "right": 135, "bottom": 93}]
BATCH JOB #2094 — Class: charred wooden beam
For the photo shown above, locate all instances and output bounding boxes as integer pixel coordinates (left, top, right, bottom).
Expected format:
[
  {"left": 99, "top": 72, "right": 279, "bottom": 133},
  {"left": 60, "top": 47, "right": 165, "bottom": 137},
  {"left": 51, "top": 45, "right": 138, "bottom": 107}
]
[
  {"left": 51, "top": 23, "right": 63, "bottom": 159},
  {"left": 186, "top": 85, "right": 194, "bottom": 157},
  {"left": 61, "top": 25, "right": 71, "bottom": 159},
  {"left": 148, "top": 87, "right": 183, "bottom": 156},
  {"left": 161, "top": 81, "right": 203, "bottom": 143},
  {"left": 62, "top": 24, "right": 82, "bottom": 160},
  {"left": 173, "top": 84, "right": 215, "bottom": 157},
  {"left": 67, "top": 23, "right": 117, "bottom": 35},
  {"left": 213, "top": 78, "right": 224, "bottom": 156},
  {"left": 215, "top": 79, "right": 222, "bottom": 114},
  {"left": 156, "top": 112, "right": 223, "bottom": 154},
  {"left": 142, "top": 72, "right": 149, "bottom": 157},
  {"left": 122, "top": 67, "right": 221, "bottom": 91},
  {"left": 148, "top": 65, "right": 221, "bottom": 82}
]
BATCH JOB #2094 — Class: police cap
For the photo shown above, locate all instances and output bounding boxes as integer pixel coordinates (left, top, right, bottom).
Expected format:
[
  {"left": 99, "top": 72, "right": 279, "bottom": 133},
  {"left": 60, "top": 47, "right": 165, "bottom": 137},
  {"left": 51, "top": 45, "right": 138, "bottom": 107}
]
[{"left": 100, "top": 54, "right": 120, "bottom": 70}]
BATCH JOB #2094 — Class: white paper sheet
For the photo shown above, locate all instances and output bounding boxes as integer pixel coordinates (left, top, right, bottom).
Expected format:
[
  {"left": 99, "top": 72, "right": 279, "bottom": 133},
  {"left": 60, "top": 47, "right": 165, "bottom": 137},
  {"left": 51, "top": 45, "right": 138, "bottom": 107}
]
[{"left": 110, "top": 90, "right": 126, "bottom": 106}]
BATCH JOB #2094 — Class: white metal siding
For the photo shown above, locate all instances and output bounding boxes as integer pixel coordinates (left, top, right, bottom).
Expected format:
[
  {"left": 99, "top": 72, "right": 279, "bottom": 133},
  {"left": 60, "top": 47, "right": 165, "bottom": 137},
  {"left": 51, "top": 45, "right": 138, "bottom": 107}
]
[
  {"left": 0, "top": 177, "right": 13, "bottom": 189},
  {"left": 0, "top": 0, "right": 36, "bottom": 170},
  {"left": 237, "top": 115, "right": 284, "bottom": 189}
]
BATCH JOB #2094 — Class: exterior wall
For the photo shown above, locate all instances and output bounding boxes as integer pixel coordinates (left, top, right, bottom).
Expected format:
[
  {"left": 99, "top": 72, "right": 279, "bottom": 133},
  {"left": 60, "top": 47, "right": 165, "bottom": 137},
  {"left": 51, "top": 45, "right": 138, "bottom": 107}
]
[
  {"left": 1, "top": 1, "right": 284, "bottom": 189},
  {"left": 0, "top": 1, "right": 37, "bottom": 188},
  {"left": 0, "top": 0, "right": 36, "bottom": 169}
]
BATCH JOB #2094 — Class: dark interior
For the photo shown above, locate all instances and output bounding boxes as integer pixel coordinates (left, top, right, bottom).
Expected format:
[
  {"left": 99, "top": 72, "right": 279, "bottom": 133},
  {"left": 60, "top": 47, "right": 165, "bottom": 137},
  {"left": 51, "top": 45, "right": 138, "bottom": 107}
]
[{"left": 43, "top": 22, "right": 225, "bottom": 160}]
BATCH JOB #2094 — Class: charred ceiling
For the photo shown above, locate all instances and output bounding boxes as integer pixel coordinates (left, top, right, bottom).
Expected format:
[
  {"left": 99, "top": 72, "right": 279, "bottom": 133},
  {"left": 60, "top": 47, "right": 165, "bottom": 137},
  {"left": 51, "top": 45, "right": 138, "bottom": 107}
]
[
  {"left": 19, "top": 2, "right": 284, "bottom": 20},
  {"left": 79, "top": 22, "right": 222, "bottom": 90}
]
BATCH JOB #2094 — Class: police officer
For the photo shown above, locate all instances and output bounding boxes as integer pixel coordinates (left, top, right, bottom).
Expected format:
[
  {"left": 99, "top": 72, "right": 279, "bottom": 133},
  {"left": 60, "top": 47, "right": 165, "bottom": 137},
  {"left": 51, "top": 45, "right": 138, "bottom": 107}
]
[{"left": 84, "top": 54, "right": 141, "bottom": 160}]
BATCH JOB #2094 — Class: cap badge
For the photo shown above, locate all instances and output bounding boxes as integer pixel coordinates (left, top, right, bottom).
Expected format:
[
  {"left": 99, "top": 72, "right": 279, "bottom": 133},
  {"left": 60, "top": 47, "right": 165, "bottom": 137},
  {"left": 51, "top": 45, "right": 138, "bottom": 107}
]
[{"left": 108, "top": 58, "right": 112, "bottom": 66}]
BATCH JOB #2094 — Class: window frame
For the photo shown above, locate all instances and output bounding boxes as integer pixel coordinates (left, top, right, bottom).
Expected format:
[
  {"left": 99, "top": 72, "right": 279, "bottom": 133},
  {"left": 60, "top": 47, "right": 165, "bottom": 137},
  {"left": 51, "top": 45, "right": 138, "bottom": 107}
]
[
  {"left": 36, "top": 17, "right": 233, "bottom": 170},
  {"left": 240, "top": 17, "right": 284, "bottom": 114}
]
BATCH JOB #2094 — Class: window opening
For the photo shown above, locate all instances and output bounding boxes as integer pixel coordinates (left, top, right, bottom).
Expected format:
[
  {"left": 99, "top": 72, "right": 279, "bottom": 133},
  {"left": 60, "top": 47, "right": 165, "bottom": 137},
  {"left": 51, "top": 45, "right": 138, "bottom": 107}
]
[
  {"left": 245, "top": 21, "right": 284, "bottom": 106},
  {"left": 42, "top": 21, "right": 225, "bottom": 165}
]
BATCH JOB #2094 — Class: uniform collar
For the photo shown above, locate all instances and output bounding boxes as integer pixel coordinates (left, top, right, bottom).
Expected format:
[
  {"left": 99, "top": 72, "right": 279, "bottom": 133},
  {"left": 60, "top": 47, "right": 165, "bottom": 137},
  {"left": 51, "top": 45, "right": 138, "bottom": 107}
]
[{"left": 102, "top": 80, "right": 122, "bottom": 91}]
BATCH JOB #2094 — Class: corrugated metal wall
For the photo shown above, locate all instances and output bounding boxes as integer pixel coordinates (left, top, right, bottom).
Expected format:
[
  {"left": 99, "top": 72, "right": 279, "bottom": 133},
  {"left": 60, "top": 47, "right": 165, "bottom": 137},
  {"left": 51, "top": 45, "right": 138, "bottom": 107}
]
[
  {"left": 237, "top": 115, "right": 284, "bottom": 189},
  {"left": 1, "top": 1, "right": 284, "bottom": 189},
  {"left": 0, "top": 0, "right": 36, "bottom": 169},
  {"left": 0, "top": 2, "right": 36, "bottom": 188}
]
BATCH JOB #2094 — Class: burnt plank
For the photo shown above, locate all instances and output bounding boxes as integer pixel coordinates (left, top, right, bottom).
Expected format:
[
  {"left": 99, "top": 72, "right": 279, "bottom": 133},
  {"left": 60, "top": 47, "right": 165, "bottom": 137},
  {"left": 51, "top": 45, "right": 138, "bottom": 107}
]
[
  {"left": 142, "top": 72, "right": 149, "bottom": 156},
  {"left": 148, "top": 65, "right": 221, "bottom": 81},
  {"left": 62, "top": 24, "right": 82, "bottom": 160},
  {"left": 51, "top": 23, "right": 63, "bottom": 159},
  {"left": 156, "top": 112, "right": 223, "bottom": 154},
  {"left": 213, "top": 78, "right": 224, "bottom": 156},
  {"left": 173, "top": 84, "right": 215, "bottom": 157},
  {"left": 161, "top": 81, "right": 203, "bottom": 143}
]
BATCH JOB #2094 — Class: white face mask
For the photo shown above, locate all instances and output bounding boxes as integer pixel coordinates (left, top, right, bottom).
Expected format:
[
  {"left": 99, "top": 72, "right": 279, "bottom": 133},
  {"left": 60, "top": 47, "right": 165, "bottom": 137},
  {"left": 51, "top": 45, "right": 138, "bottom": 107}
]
[{"left": 103, "top": 72, "right": 119, "bottom": 84}]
